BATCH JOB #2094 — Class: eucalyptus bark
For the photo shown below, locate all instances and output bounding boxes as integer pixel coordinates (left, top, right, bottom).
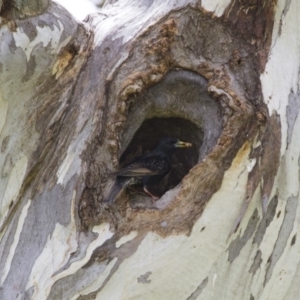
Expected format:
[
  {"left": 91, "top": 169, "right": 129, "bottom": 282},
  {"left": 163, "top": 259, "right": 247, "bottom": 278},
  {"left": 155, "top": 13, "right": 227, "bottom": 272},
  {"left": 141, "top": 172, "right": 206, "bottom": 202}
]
[{"left": 0, "top": 0, "right": 299, "bottom": 299}]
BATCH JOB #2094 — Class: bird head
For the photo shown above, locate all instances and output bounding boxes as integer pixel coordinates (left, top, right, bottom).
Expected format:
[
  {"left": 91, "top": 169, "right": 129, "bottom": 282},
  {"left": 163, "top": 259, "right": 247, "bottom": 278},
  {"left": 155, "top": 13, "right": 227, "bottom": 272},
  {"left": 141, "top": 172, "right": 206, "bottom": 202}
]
[
  {"left": 174, "top": 140, "right": 193, "bottom": 148},
  {"left": 154, "top": 137, "right": 192, "bottom": 154}
]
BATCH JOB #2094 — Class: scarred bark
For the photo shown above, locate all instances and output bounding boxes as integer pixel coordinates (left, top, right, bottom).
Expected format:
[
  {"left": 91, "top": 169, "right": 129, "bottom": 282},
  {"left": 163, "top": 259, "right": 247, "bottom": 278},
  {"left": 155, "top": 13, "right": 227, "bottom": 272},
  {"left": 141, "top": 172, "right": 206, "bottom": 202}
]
[{"left": 0, "top": 0, "right": 299, "bottom": 299}]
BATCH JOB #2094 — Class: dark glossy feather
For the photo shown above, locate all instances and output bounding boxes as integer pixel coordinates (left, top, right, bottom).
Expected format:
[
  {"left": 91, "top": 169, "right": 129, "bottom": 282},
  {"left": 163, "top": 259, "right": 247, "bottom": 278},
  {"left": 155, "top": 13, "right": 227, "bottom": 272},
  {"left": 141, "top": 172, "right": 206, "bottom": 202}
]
[
  {"left": 104, "top": 180, "right": 122, "bottom": 204},
  {"left": 104, "top": 137, "right": 191, "bottom": 203},
  {"left": 113, "top": 155, "right": 170, "bottom": 177}
]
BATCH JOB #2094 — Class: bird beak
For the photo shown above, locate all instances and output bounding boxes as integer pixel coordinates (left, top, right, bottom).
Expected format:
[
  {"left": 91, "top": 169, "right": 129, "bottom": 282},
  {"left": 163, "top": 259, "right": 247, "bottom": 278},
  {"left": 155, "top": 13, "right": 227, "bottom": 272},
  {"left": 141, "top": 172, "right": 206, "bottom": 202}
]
[{"left": 175, "top": 140, "right": 192, "bottom": 148}]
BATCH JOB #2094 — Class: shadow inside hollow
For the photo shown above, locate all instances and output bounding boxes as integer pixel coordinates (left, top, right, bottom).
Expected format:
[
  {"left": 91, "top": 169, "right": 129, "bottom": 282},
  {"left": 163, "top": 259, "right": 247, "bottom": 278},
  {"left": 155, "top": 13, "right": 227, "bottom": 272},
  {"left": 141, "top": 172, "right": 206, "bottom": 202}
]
[{"left": 119, "top": 117, "right": 203, "bottom": 198}]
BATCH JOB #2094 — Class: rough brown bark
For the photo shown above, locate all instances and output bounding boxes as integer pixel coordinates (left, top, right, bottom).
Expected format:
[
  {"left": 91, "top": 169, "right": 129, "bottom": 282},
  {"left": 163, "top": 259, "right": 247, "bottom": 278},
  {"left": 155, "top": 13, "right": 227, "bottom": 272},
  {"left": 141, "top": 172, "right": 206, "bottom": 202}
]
[{"left": 1, "top": 0, "right": 299, "bottom": 299}]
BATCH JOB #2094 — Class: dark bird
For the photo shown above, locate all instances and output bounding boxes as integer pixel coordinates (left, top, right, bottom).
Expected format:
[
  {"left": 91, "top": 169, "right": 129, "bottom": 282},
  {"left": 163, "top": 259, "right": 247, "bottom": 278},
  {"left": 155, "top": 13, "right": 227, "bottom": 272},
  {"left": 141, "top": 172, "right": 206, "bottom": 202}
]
[{"left": 104, "top": 137, "right": 192, "bottom": 204}]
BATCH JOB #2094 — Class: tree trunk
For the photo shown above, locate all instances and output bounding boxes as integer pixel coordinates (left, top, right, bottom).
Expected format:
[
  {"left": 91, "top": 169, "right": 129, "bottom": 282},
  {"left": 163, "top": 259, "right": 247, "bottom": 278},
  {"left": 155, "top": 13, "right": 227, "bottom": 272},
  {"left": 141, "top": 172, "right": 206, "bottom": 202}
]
[{"left": 0, "top": 0, "right": 299, "bottom": 299}]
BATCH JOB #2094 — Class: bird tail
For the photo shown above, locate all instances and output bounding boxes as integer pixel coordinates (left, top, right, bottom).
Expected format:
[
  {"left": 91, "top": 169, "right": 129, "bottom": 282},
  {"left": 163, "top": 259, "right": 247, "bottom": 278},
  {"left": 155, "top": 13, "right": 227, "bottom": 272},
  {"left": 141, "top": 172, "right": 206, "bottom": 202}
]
[{"left": 103, "top": 181, "right": 123, "bottom": 203}]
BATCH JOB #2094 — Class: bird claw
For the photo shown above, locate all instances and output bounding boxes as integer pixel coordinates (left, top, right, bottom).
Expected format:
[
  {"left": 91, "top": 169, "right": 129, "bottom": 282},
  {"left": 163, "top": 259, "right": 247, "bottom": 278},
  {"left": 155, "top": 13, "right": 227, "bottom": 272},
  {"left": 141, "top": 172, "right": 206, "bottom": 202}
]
[
  {"left": 151, "top": 196, "right": 159, "bottom": 204},
  {"left": 144, "top": 187, "right": 160, "bottom": 204}
]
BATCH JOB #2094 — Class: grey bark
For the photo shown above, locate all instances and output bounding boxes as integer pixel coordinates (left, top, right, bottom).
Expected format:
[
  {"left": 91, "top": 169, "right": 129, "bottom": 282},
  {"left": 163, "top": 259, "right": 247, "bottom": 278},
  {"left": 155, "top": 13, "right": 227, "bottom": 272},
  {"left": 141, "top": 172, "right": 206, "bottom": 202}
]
[{"left": 0, "top": 0, "right": 298, "bottom": 299}]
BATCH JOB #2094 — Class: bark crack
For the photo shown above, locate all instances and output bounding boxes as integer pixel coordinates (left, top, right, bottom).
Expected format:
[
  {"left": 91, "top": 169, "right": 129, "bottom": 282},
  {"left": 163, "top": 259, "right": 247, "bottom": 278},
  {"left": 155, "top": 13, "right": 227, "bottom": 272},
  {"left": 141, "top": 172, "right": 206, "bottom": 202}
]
[{"left": 186, "top": 277, "right": 209, "bottom": 300}]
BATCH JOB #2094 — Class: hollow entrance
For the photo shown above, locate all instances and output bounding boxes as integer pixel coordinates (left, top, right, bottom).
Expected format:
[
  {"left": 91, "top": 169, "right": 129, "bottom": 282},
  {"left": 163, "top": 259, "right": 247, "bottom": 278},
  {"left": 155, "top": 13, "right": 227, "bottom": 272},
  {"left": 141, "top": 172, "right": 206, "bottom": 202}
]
[{"left": 119, "top": 117, "right": 203, "bottom": 203}]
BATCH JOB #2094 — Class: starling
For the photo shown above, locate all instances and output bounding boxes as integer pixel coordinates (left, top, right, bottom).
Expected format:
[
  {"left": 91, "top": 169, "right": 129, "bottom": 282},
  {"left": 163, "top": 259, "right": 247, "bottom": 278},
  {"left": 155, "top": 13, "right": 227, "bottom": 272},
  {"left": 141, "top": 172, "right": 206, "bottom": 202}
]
[{"left": 104, "top": 137, "right": 192, "bottom": 204}]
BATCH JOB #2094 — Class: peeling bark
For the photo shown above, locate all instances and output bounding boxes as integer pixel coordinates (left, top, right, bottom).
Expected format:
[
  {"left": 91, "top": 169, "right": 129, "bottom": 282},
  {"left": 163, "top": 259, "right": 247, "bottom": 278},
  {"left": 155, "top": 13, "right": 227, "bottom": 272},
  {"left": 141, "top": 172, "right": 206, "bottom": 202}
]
[
  {"left": 0, "top": 0, "right": 49, "bottom": 19},
  {"left": 0, "top": 0, "right": 299, "bottom": 299}
]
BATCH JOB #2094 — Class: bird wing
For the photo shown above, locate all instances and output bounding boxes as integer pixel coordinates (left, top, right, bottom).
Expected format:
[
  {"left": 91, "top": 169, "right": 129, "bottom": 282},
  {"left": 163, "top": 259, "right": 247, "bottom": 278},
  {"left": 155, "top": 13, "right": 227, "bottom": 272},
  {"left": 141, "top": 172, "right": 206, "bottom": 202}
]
[{"left": 114, "top": 155, "right": 169, "bottom": 177}]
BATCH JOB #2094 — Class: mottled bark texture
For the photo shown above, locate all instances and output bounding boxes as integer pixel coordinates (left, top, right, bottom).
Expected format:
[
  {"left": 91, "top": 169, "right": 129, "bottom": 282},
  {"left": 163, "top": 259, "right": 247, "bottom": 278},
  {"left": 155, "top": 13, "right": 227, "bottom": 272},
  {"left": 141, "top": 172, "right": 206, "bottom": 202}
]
[
  {"left": 1, "top": 0, "right": 299, "bottom": 299},
  {"left": 0, "top": 0, "right": 49, "bottom": 18}
]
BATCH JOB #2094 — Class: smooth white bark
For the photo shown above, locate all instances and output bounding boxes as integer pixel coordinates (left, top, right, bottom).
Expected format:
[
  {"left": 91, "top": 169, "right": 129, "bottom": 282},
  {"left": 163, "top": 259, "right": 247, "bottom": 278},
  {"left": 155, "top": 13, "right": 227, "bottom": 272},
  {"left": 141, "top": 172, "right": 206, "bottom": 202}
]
[{"left": 0, "top": 0, "right": 299, "bottom": 299}]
